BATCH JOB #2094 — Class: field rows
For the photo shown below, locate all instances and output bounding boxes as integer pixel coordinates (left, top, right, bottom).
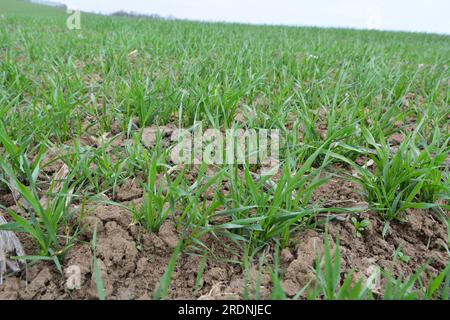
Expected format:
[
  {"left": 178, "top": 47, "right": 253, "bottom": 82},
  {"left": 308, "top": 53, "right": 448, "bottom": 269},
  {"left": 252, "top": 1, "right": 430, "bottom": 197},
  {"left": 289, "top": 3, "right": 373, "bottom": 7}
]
[{"left": 0, "top": 0, "right": 449, "bottom": 300}]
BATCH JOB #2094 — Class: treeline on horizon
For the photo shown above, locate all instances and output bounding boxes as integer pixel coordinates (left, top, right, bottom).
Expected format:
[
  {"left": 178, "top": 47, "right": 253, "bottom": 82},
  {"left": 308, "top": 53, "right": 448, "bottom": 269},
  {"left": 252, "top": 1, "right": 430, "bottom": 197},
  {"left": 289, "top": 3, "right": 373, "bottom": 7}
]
[{"left": 25, "top": 0, "right": 171, "bottom": 20}]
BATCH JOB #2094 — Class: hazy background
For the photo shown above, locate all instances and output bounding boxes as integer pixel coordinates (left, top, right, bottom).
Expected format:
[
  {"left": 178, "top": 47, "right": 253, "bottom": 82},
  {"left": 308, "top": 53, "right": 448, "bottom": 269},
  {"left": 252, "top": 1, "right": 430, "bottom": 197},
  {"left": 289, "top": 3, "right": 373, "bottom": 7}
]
[{"left": 38, "top": 0, "right": 450, "bottom": 34}]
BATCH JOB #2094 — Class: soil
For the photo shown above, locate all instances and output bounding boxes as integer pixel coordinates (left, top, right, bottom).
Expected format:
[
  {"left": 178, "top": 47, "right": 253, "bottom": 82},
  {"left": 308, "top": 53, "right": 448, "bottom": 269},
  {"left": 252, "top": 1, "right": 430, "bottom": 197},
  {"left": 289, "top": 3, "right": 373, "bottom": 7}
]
[{"left": 1, "top": 174, "right": 448, "bottom": 300}]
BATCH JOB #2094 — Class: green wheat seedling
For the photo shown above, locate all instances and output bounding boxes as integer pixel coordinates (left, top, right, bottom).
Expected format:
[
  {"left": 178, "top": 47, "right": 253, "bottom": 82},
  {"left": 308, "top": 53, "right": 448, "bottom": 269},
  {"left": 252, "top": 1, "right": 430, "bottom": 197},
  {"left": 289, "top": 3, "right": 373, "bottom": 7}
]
[
  {"left": 153, "top": 238, "right": 184, "bottom": 300},
  {"left": 160, "top": 166, "right": 231, "bottom": 256},
  {"left": 131, "top": 154, "right": 184, "bottom": 232},
  {"left": 123, "top": 132, "right": 153, "bottom": 176},
  {"left": 414, "top": 127, "right": 450, "bottom": 204},
  {"left": 91, "top": 225, "right": 106, "bottom": 300},
  {"left": 292, "top": 86, "right": 362, "bottom": 164},
  {"left": 332, "top": 127, "right": 449, "bottom": 231},
  {"left": 239, "top": 240, "right": 450, "bottom": 300},
  {"left": 307, "top": 235, "right": 449, "bottom": 300},
  {"left": 267, "top": 246, "right": 290, "bottom": 300},
  {"left": 124, "top": 129, "right": 170, "bottom": 176},
  {"left": 61, "top": 139, "right": 128, "bottom": 196},
  {"left": 211, "top": 146, "right": 331, "bottom": 250},
  {"left": 383, "top": 249, "right": 450, "bottom": 300},
  {"left": 0, "top": 158, "right": 80, "bottom": 265},
  {"left": 0, "top": 121, "right": 44, "bottom": 182},
  {"left": 308, "top": 232, "right": 371, "bottom": 300},
  {"left": 241, "top": 245, "right": 308, "bottom": 300},
  {"left": 94, "top": 142, "right": 128, "bottom": 197}
]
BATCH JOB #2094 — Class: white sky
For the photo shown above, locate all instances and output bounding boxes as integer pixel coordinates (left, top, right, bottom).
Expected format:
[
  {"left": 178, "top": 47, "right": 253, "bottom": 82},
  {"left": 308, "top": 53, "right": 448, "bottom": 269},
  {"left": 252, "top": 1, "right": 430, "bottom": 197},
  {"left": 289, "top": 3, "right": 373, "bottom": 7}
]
[{"left": 55, "top": 0, "right": 450, "bottom": 34}]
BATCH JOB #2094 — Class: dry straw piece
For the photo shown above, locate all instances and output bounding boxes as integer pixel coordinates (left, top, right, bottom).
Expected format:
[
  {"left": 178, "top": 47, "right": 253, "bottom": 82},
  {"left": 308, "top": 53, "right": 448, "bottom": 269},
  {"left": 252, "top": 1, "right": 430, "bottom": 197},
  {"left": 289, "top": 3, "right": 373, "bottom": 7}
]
[{"left": 0, "top": 213, "right": 25, "bottom": 285}]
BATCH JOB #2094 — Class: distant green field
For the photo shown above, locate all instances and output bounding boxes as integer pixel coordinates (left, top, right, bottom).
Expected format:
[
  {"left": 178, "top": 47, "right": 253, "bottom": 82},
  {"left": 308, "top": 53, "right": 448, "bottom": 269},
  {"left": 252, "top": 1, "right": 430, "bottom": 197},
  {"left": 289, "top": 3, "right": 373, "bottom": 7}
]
[
  {"left": 0, "top": 0, "right": 66, "bottom": 16},
  {"left": 0, "top": 0, "right": 449, "bottom": 300}
]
